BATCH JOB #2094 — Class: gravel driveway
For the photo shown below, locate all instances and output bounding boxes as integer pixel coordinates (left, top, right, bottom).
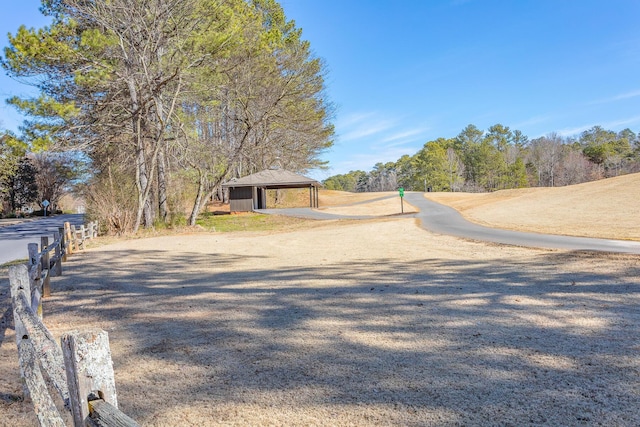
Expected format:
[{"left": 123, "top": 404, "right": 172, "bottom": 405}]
[{"left": 2, "top": 218, "right": 639, "bottom": 426}]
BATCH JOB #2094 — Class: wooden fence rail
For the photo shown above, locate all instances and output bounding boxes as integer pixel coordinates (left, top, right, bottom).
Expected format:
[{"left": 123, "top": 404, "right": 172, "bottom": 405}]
[{"left": 8, "top": 221, "right": 139, "bottom": 427}]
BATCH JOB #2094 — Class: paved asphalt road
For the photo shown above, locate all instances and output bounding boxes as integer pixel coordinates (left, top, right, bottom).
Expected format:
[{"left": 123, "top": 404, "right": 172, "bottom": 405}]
[
  {"left": 4, "top": 194, "right": 634, "bottom": 265},
  {"left": 0, "top": 214, "right": 85, "bottom": 265},
  {"left": 261, "top": 192, "right": 640, "bottom": 254},
  {"left": 402, "top": 193, "right": 640, "bottom": 254}
]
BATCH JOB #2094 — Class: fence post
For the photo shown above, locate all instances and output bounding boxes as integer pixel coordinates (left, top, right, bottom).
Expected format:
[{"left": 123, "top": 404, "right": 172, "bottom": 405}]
[
  {"left": 17, "top": 338, "right": 66, "bottom": 427},
  {"left": 28, "top": 242, "right": 38, "bottom": 270},
  {"left": 62, "top": 329, "right": 120, "bottom": 427},
  {"left": 76, "top": 225, "right": 86, "bottom": 250},
  {"left": 71, "top": 225, "right": 79, "bottom": 251},
  {"left": 27, "top": 243, "right": 43, "bottom": 320},
  {"left": 41, "top": 236, "right": 51, "bottom": 297},
  {"left": 9, "top": 264, "right": 32, "bottom": 400},
  {"left": 52, "top": 231, "right": 63, "bottom": 277},
  {"left": 64, "top": 222, "right": 74, "bottom": 255},
  {"left": 58, "top": 227, "right": 67, "bottom": 262}
]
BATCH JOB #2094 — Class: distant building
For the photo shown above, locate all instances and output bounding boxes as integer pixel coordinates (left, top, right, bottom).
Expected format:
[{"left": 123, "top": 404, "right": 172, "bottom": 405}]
[{"left": 222, "top": 169, "right": 321, "bottom": 212}]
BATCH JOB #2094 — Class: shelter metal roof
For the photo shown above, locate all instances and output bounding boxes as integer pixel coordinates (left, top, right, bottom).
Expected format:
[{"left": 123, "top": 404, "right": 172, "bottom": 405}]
[{"left": 222, "top": 169, "right": 320, "bottom": 189}]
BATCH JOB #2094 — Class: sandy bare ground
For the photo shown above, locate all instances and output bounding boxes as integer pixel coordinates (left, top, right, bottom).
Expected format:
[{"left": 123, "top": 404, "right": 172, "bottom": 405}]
[{"left": 1, "top": 180, "right": 640, "bottom": 425}]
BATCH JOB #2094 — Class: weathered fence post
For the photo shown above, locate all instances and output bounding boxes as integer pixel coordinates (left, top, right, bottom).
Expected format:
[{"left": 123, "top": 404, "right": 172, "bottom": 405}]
[
  {"left": 10, "top": 264, "right": 70, "bottom": 407},
  {"left": 64, "top": 222, "right": 74, "bottom": 255},
  {"left": 17, "top": 337, "right": 66, "bottom": 427},
  {"left": 9, "top": 264, "right": 31, "bottom": 399},
  {"left": 59, "top": 226, "right": 67, "bottom": 262},
  {"left": 52, "top": 231, "right": 63, "bottom": 277},
  {"left": 27, "top": 243, "right": 43, "bottom": 320},
  {"left": 41, "top": 236, "right": 51, "bottom": 297},
  {"left": 77, "top": 225, "right": 86, "bottom": 250},
  {"left": 28, "top": 242, "right": 39, "bottom": 271},
  {"left": 71, "top": 224, "right": 79, "bottom": 251},
  {"left": 62, "top": 330, "right": 137, "bottom": 427}
]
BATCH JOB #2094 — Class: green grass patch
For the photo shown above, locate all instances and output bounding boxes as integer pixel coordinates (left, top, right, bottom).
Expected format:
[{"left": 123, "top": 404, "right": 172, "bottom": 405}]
[{"left": 197, "top": 212, "right": 311, "bottom": 232}]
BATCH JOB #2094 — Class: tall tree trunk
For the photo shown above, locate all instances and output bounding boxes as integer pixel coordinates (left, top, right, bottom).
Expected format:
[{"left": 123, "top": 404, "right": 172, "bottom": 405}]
[
  {"left": 152, "top": 81, "right": 180, "bottom": 226},
  {"left": 128, "top": 78, "right": 150, "bottom": 234},
  {"left": 133, "top": 122, "right": 159, "bottom": 232},
  {"left": 157, "top": 147, "right": 169, "bottom": 224},
  {"left": 188, "top": 169, "right": 205, "bottom": 226},
  {"left": 133, "top": 135, "right": 149, "bottom": 232}
]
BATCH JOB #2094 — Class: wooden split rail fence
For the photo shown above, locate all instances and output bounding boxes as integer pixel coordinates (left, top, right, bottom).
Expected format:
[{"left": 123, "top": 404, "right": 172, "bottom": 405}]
[{"left": 8, "top": 221, "right": 139, "bottom": 426}]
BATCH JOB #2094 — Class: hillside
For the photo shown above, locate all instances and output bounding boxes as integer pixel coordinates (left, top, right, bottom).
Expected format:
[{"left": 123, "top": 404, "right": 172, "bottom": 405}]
[
  {"left": 213, "top": 175, "right": 638, "bottom": 240},
  {"left": 425, "top": 172, "right": 640, "bottom": 241}
]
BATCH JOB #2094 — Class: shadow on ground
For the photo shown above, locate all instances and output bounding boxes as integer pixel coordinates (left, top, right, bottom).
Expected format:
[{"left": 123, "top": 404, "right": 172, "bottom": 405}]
[{"left": 1, "top": 248, "right": 639, "bottom": 425}]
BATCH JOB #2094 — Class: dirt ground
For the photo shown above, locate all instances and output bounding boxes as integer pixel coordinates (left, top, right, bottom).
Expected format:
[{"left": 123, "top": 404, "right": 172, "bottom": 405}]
[{"left": 1, "top": 178, "right": 640, "bottom": 426}]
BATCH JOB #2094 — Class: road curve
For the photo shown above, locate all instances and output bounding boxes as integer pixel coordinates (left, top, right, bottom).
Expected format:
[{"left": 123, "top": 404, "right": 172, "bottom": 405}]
[
  {"left": 403, "top": 192, "right": 640, "bottom": 254},
  {"left": 258, "top": 193, "right": 640, "bottom": 254},
  {"left": 0, "top": 214, "right": 85, "bottom": 265}
]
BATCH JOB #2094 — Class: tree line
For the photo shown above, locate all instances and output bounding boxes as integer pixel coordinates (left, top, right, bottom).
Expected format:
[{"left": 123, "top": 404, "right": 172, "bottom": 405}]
[
  {"left": 1, "top": 0, "right": 333, "bottom": 233},
  {"left": 323, "top": 124, "right": 640, "bottom": 193},
  {"left": 0, "top": 130, "right": 82, "bottom": 215}
]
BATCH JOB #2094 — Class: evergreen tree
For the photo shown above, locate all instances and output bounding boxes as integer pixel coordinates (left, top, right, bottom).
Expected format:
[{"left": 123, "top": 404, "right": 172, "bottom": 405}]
[
  {"left": 0, "top": 131, "right": 28, "bottom": 212},
  {"left": 5, "top": 157, "right": 38, "bottom": 213}
]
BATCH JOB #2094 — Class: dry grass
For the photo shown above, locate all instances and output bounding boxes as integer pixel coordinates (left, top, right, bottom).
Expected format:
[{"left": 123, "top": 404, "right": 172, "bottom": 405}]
[
  {"left": 318, "top": 190, "right": 397, "bottom": 207},
  {"left": 425, "top": 172, "right": 640, "bottom": 241},
  {"left": 318, "top": 191, "right": 417, "bottom": 216}
]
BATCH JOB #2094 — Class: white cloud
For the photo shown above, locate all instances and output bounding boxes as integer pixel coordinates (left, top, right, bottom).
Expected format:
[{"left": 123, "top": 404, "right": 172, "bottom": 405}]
[
  {"left": 336, "top": 111, "right": 431, "bottom": 148},
  {"left": 512, "top": 115, "right": 550, "bottom": 129},
  {"left": 556, "top": 114, "right": 640, "bottom": 137},
  {"left": 336, "top": 111, "right": 397, "bottom": 142},
  {"left": 589, "top": 89, "right": 640, "bottom": 105},
  {"left": 326, "top": 110, "right": 432, "bottom": 175},
  {"left": 328, "top": 145, "right": 419, "bottom": 176},
  {"left": 601, "top": 114, "right": 640, "bottom": 129},
  {"left": 556, "top": 125, "right": 593, "bottom": 137},
  {"left": 380, "top": 128, "right": 428, "bottom": 144},
  {"left": 336, "top": 112, "right": 378, "bottom": 128},
  {"left": 340, "top": 120, "right": 395, "bottom": 141}
]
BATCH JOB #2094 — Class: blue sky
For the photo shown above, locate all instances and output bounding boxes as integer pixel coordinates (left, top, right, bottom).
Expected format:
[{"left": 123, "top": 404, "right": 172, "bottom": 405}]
[
  {"left": 2, "top": 1, "right": 640, "bottom": 181},
  {"left": 0, "top": 0, "right": 51, "bottom": 136}
]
